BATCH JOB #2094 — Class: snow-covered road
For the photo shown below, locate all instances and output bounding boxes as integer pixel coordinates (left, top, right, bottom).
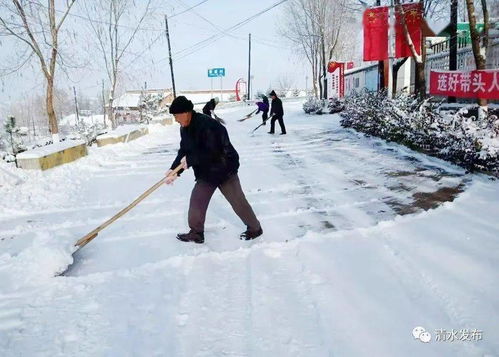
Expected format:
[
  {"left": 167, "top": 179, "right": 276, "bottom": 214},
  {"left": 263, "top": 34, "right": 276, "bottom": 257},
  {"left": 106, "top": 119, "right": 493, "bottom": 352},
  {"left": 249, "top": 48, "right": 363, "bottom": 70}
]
[{"left": 1, "top": 101, "right": 498, "bottom": 356}]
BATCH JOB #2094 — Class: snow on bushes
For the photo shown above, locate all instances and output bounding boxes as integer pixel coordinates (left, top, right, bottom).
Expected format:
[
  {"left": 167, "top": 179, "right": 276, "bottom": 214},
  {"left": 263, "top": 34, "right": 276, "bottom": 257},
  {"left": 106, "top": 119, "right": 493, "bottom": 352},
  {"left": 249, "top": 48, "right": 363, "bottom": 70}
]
[
  {"left": 303, "top": 97, "right": 345, "bottom": 115},
  {"left": 303, "top": 97, "right": 324, "bottom": 114},
  {"left": 340, "top": 91, "right": 499, "bottom": 175}
]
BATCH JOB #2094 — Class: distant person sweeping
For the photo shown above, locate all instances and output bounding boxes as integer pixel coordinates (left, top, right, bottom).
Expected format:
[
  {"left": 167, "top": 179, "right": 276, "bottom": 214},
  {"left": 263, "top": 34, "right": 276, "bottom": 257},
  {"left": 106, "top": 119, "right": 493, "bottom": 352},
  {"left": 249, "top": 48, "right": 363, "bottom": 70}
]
[
  {"left": 255, "top": 94, "right": 270, "bottom": 125},
  {"left": 166, "top": 96, "right": 263, "bottom": 243},
  {"left": 268, "top": 90, "right": 286, "bottom": 135},
  {"left": 202, "top": 97, "right": 225, "bottom": 124}
]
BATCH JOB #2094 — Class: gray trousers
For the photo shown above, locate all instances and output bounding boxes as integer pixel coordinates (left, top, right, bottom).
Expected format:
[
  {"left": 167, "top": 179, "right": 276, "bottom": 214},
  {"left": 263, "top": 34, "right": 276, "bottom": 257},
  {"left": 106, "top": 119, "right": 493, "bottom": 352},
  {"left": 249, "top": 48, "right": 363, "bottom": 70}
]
[{"left": 188, "top": 174, "right": 261, "bottom": 233}]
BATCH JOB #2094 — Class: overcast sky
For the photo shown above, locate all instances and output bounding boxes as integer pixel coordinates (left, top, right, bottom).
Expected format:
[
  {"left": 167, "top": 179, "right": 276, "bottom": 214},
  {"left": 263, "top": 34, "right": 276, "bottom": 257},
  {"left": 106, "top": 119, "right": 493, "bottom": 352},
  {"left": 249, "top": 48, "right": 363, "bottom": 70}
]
[{"left": 0, "top": 0, "right": 313, "bottom": 109}]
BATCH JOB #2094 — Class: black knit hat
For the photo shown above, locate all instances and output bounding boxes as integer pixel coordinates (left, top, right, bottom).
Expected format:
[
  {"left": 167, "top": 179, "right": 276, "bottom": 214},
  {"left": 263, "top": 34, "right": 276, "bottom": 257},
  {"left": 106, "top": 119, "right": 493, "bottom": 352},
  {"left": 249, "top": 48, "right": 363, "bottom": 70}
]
[
  {"left": 169, "top": 96, "right": 194, "bottom": 114},
  {"left": 269, "top": 90, "right": 277, "bottom": 97}
]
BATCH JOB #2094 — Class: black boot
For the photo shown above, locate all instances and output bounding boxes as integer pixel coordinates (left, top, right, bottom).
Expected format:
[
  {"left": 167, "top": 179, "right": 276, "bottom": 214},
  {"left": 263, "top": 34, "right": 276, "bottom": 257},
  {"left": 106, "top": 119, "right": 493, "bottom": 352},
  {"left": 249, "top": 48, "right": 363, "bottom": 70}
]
[
  {"left": 240, "top": 227, "right": 263, "bottom": 240},
  {"left": 177, "top": 230, "right": 204, "bottom": 244}
]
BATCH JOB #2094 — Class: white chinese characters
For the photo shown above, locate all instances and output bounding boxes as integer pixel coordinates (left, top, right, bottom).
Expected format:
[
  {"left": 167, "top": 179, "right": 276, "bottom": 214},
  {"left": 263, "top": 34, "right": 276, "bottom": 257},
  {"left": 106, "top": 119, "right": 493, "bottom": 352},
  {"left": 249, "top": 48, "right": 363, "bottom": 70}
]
[{"left": 412, "top": 326, "right": 483, "bottom": 343}]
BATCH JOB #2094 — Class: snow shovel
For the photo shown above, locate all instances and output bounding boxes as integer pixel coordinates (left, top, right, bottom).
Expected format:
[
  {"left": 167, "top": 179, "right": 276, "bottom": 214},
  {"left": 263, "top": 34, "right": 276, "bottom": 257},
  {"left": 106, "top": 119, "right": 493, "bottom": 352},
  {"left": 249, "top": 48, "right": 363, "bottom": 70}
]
[
  {"left": 251, "top": 115, "right": 273, "bottom": 134},
  {"left": 238, "top": 109, "right": 257, "bottom": 122},
  {"left": 74, "top": 164, "right": 183, "bottom": 249},
  {"left": 213, "top": 114, "right": 226, "bottom": 125}
]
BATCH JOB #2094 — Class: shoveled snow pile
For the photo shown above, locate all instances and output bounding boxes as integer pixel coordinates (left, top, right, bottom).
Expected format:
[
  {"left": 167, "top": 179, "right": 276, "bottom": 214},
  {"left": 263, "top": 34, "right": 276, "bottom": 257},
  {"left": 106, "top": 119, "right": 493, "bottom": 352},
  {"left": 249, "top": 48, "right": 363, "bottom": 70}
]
[{"left": 0, "top": 232, "right": 76, "bottom": 289}]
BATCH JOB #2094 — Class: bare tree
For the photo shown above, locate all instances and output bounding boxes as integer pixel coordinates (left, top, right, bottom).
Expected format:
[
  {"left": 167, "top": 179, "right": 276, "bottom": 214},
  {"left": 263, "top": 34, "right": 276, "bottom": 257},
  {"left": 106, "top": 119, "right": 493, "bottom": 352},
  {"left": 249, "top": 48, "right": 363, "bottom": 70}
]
[
  {"left": 279, "top": 0, "right": 354, "bottom": 99},
  {"left": 465, "top": 0, "right": 490, "bottom": 120},
  {"left": 0, "top": 0, "right": 77, "bottom": 142},
  {"left": 82, "top": 0, "right": 153, "bottom": 129},
  {"left": 279, "top": 0, "right": 320, "bottom": 97},
  {"left": 277, "top": 73, "right": 295, "bottom": 95}
]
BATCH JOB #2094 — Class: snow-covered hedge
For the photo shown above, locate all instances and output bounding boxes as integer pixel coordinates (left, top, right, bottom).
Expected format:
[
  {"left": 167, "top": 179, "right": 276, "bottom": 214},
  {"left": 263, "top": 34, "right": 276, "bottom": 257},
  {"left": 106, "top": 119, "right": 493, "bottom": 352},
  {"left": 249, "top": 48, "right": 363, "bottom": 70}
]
[
  {"left": 340, "top": 91, "right": 499, "bottom": 175},
  {"left": 303, "top": 97, "right": 345, "bottom": 115},
  {"left": 303, "top": 97, "right": 324, "bottom": 114}
]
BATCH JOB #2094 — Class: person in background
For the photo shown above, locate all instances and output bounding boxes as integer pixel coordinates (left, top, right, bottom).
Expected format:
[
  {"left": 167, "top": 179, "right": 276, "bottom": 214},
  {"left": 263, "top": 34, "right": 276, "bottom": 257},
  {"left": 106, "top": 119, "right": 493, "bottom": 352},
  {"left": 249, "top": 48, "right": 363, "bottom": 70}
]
[
  {"left": 268, "top": 90, "right": 286, "bottom": 135},
  {"left": 255, "top": 94, "right": 269, "bottom": 125},
  {"left": 166, "top": 96, "right": 263, "bottom": 244},
  {"left": 202, "top": 97, "right": 219, "bottom": 118}
]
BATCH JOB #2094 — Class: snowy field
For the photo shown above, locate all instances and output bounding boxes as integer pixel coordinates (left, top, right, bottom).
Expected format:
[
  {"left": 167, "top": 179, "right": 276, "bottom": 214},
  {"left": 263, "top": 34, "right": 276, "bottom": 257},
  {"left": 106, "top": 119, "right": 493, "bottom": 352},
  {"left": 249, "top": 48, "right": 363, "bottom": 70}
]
[{"left": 0, "top": 100, "right": 498, "bottom": 356}]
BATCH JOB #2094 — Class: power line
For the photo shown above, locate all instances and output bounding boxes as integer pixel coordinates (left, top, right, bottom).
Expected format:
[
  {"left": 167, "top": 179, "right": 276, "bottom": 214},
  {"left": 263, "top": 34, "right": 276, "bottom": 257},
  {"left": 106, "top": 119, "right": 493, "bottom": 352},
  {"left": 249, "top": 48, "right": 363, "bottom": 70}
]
[
  {"left": 174, "top": 0, "right": 288, "bottom": 50},
  {"left": 122, "top": 32, "right": 165, "bottom": 70},
  {"left": 171, "top": 0, "right": 209, "bottom": 18},
  {"left": 169, "top": 0, "right": 289, "bottom": 62},
  {"left": 32, "top": 0, "right": 210, "bottom": 33},
  {"left": 175, "top": 0, "right": 288, "bottom": 57}
]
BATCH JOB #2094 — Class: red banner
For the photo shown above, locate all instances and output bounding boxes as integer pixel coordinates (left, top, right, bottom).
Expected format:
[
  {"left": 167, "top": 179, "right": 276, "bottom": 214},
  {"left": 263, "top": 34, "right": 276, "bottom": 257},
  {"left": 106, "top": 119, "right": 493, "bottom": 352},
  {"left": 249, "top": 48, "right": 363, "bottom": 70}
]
[
  {"left": 328, "top": 62, "right": 346, "bottom": 98},
  {"left": 395, "top": 3, "right": 422, "bottom": 58},
  {"left": 363, "top": 7, "right": 388, "bottom": 61},
  {"left": 430, "top": 70, "right": 499, "bottom": 99}
]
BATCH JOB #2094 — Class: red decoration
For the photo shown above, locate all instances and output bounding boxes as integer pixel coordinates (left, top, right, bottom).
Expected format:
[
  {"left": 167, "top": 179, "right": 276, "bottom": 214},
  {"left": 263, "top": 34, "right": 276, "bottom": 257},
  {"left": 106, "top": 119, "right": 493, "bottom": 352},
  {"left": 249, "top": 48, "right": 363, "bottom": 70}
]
[
  {"left": 328, "top": 62, "right": 342, "bottom": 73},
  {"left": 346, "top": 62, "right": 354, "bottom": 70},
  {"left": 429, "top": 70, "right": 499, "bottom": 99},
  {"left": 395, "top": 3, "right": 423, "bottom": 58},
  {"left": 328, "top": 62, "right": 346, "bottom": 98},
  {"left": 235, "top": 78, "right": 247, "bottom": 101},
  {"left": 363, "top": 7, "right": 389, "bottom": 61}
]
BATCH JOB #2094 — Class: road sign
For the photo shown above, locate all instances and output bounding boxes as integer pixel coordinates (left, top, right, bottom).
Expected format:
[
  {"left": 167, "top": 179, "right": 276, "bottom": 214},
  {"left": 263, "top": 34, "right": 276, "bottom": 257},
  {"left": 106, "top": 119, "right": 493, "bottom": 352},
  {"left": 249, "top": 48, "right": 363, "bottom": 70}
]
[{"left": 208, "top": 68, "right": 225, "bottom": 77}]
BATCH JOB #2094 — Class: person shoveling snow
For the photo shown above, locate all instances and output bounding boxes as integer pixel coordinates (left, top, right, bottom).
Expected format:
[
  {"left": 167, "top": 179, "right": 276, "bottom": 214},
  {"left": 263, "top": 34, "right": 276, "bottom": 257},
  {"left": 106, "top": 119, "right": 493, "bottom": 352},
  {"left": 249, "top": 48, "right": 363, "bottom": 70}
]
[{"left": 166, "top": 96, "right": 263, "bottom": 243}]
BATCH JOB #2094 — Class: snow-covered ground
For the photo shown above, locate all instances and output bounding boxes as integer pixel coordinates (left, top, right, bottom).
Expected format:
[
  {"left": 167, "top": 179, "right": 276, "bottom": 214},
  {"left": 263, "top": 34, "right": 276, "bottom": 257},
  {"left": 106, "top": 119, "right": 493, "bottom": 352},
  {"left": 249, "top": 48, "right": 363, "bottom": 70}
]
[{"left": 0, "top": 101, "right": 498, "bottom": 356}]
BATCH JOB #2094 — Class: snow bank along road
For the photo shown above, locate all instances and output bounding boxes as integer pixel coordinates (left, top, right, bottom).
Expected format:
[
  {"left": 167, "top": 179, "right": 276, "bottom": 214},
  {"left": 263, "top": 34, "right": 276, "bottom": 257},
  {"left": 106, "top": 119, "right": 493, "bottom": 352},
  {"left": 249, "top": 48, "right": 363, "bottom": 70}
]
[{"left": 0, "top": 101, "right": 498, "bottom": 356}]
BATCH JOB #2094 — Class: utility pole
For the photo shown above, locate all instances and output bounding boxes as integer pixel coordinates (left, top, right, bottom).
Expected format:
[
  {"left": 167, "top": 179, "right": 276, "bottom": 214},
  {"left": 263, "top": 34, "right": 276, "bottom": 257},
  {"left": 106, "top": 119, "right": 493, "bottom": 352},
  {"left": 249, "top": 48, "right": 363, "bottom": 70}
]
[
  {"left": 210, "top": 73, "right": 213, "bottom": 99},
  {"left": 321, "top": 34, "right": 327, "bottom": 99},
  {"left": 164, "top": 15, "right": 177, "bottom": 99},
  {"left": 376, "top": 0, "right": 386, "bottom": 92},
  {"left": 448, "top": 0, "right": 458, "bottom": 103},
  {"left": 248, "top": 33, "right": 252, "bottom": 101},
  {"left": 139, "top": 85, "right": 144, "bottom": 123},
  {"left": 102, "top": 80, "right": 107, "bottom": 128},
  {"left": 144, "top": 81, "right": 149, "bottom": 124},
  {"left": 73, "top": 86, "right": 80, "bottom": 128},
  {"left": 387, "top": 0, "right": 394, "bottom": 99}
]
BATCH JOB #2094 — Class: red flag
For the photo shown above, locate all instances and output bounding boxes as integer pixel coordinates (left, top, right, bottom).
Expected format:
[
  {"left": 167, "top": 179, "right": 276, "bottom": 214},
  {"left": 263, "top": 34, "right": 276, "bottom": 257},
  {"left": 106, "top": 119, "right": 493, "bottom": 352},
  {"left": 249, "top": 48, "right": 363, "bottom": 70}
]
[
  {"left": 395, "top": 3, "right": 422, "bottom": 58},
  {"left": 328, "top": 62, "right": 342, "bottom": 73},
  {"left": 363, "top": 7, "right": 388, "bottom": 61}
]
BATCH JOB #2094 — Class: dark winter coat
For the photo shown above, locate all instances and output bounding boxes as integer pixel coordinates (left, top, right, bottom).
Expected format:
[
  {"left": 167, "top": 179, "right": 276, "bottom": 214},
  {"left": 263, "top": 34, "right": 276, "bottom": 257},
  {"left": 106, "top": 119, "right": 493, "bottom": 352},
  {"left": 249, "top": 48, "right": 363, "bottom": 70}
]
[
  {"left": 255, "top": 101, "right": 269, "bottom": 114},
  {"left": 170, "top": 111, "right": 240, "bottom": 186},
  {"left": 202, "top": 99, "right": 217, "bottom": 116},
  {"left": 270, "top": 96, "right": 284, "bottom": 118}
]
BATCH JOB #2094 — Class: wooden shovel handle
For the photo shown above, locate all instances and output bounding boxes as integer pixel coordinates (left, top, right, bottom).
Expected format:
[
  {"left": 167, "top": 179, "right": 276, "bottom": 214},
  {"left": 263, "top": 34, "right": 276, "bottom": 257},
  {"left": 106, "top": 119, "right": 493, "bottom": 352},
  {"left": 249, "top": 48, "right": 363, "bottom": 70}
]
[{"left": 75, "top": 164, "right": 184, "bottom": 248}]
